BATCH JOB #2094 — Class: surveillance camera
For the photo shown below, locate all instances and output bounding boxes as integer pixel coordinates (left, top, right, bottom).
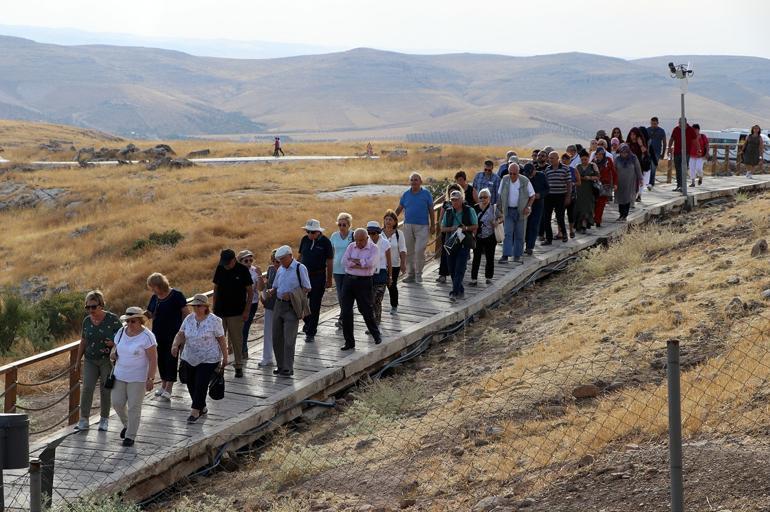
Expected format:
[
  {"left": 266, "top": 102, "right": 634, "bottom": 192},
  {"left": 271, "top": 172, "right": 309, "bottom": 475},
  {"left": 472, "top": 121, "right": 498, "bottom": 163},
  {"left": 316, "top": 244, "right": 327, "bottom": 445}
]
[{"left": 668, "top": 62, "right": 677, "bottom": 74}]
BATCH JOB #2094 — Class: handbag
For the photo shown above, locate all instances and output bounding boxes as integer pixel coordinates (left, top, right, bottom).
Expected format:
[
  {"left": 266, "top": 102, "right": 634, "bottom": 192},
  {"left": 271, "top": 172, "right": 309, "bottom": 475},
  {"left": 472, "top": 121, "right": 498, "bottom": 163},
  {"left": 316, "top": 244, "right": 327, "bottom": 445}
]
[
  {"left": 178, "top": 359, "right": 189, "bottom": 384},
  {"left": 209, "top": 369, "right": 225, "bottom": 400},
  {"left": 104, "top": 329, "right": 124, "bottom": 389}
]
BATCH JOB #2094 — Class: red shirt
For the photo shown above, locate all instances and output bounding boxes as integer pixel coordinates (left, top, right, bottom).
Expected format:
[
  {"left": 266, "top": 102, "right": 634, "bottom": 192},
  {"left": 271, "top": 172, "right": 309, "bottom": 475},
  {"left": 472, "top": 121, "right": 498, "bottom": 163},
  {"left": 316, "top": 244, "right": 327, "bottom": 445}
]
[
  {"left": 670, "top": 124, "right": 696, "bottom": 156},
  {"left": 689, "top": 133, "right": 709, "bottom": 158}
]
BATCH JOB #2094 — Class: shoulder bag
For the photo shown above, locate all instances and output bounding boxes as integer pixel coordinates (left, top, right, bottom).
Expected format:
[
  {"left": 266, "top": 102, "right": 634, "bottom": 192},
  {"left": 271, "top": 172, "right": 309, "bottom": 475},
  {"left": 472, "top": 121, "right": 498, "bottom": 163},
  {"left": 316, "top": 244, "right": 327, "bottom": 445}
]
[
  {"left": 209, "top": 369, "right": 225, "bottom": 400},
  {"left": 104, "top": 328, "right": 124, "bottom": 389}
]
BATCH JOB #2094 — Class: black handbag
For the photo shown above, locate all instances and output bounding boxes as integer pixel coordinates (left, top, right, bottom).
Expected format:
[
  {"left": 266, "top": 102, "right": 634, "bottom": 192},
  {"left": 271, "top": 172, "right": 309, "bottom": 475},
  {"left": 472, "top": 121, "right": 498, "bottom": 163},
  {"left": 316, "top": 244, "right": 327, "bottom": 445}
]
[
  {"left": 209, "top": 369, "right": 225, "bottom": 400},
  {"left": 104, "top": 329, "right": 124, "bottom": 389},
  {"left": 178, "top": 359, "right": 189, "bottom": 384}
]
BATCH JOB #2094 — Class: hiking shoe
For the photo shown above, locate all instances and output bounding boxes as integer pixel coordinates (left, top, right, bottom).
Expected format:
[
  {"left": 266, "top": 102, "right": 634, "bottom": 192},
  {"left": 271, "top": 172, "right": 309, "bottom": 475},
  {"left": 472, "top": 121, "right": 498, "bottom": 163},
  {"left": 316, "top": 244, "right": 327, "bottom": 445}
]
[
  {"left": 498, "top": 257, "right": 509, "bottom": 264},
  {"left": 234, "top": 368, "right": 244, "bottom": 378},
  {"left": 436, "top": 275, "right": 447, "bottom": 283},
  {"left": 485, "top": 278, "right": 492, "bottom": 284},
  {"left": 75, "top": 419, "right": 89, "bottom": 431},
  {"left": 390, "top": 307, "right": 398, "bottom": 315},
  {"left": 98, "top": 417, "right": 109, "bottom": 431},
  {"left": 524, "top": 248, "right": 533, "bottom": 256},
  {"left": 690, "top": 181, "right": 696, "bottom": 187},
  {"left": 122, "top": 438, "right": 134, "bottom": 447}
]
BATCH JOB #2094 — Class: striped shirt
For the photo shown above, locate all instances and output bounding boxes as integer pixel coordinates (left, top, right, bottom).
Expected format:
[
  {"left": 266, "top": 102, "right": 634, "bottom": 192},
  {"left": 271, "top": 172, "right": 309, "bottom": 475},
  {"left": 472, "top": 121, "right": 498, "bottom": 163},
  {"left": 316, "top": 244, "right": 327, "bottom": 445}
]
[{"left": 545, "top": 164, "right": 572, "bottom": 195}]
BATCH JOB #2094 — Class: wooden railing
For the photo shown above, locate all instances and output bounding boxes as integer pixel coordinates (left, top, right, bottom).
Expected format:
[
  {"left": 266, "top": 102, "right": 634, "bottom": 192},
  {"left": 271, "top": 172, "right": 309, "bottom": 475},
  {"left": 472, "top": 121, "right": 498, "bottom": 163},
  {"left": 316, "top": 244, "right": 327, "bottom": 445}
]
[
  {"left": 0, "top": 198, "right": 445, "bottom": 435},
  {"left": 665, "top": 142, "right": 767, "bottom": 182}
]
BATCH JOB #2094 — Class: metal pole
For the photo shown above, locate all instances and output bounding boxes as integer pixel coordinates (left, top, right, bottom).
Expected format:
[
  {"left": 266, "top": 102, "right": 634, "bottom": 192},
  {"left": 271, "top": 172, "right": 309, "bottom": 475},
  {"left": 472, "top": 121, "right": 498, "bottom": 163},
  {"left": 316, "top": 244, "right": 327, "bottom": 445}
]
[
  {"left": 667, "top": 339, "right": 685, "bottom": 512},
  {"left": 680, "top": 91, "right": 688, "bottom": 198},
  {"left": 29, "top": 459, "right": 41, "bottom": 512}
]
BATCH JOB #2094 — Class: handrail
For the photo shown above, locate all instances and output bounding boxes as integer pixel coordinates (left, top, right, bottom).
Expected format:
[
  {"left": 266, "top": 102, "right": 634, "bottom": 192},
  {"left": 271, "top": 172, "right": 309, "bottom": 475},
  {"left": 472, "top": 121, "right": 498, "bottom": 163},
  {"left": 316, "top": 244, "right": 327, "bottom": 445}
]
[{"left": 0, "top": 193, "right": 446, "bottom": 430}]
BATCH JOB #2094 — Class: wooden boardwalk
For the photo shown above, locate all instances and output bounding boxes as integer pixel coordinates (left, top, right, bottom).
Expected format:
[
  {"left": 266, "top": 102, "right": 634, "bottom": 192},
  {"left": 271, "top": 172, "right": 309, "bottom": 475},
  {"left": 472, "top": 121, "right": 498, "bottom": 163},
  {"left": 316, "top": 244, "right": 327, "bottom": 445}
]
[{"left": 3, "top": 175, "right": 770, "bottom": 510}]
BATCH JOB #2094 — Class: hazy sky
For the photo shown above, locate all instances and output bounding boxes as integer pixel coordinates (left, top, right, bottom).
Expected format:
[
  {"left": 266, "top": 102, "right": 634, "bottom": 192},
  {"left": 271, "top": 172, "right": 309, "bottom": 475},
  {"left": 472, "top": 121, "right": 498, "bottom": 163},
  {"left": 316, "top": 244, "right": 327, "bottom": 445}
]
[{"left": 3, "top": 0, "right": 769, "bottom": 59}]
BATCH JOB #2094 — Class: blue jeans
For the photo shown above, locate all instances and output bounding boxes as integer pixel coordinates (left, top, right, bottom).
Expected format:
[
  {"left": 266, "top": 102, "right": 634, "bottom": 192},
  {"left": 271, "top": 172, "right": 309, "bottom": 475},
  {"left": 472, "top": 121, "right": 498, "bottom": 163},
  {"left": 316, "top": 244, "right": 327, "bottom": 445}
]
[
  {"left": 502, "top": 207, "right": 525, "bottom": 258},
  {"left": 448, "top": 246, "right": 469, "bottom": 296},
  {"left": 526, "top": 199, "right": 544, "bottom": 251},
  {"left": 649, "top": 160, "right": 657, "bottom": 186}
]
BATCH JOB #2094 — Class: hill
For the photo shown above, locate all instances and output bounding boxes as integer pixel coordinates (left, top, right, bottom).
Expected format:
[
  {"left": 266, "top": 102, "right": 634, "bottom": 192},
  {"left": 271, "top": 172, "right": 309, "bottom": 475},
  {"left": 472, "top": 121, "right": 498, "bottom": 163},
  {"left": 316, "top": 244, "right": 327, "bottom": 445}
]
[{"left": 1, "top": 35, "right": 769, "bottom": 144}]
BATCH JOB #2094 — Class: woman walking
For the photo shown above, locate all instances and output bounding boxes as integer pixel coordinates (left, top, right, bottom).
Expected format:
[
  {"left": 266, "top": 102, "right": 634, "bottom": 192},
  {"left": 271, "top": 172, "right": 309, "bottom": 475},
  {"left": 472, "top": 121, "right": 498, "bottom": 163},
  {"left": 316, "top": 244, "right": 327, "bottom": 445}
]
[
  {"left": 172, "top": 294, "right": 228, "bottom": 423},
  {"left": 614, "top": 144, "right": 643, "bottom": 222},
  {"left": 743, "top": 125, "right": 765, "bottom": 178},
  {"left": 111, "top": 307, "right": 158, "bottom": 447},
  {"left": 330, "top": 213, "right": 354, "bottom": 327},
  {"left": 470, "top": 188, "right": 497, "bottom": 285},
  {"left": 383, "top": 210, "right": 406, "bottom": 314},
  {"left": 593, "top": 147, "right": 618, "bottom": 227},
  {"left": 610, "top": 127, "right": 624, "bottom": 144},
  {"left": 145, "top": 273, "right": 188, "bottom": 401},
  {"left": 258, "top": 250, "right": 280, "bottom": 367},
  {"left": 575, "top": 150, "right": 599, "bottom": 233},
  {"left": 75, "top": 290, "right": 122, "bottom": 431},
  {"left": 237, "top": 250, "right": 263, "bottom": 359}
]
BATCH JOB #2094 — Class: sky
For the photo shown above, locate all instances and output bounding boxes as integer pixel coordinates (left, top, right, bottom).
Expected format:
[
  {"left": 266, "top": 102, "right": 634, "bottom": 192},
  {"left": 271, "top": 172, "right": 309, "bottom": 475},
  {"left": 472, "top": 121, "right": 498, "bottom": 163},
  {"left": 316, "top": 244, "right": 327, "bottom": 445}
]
[{"left": 1, "top": 0, "right": 769, "bottom": 59}]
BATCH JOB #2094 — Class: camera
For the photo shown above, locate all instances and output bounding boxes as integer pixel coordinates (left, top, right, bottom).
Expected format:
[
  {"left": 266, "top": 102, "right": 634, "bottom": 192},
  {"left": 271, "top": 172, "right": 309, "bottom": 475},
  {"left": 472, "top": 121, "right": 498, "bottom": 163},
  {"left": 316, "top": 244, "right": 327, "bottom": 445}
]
[{"left": 668, "top": 62, "right": 693, "bottom": 80}]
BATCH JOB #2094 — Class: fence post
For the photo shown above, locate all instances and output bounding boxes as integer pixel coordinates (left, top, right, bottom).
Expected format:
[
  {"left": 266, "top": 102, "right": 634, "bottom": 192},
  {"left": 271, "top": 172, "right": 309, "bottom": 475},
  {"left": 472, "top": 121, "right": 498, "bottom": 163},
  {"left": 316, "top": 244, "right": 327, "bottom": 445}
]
[
  {"left": 29, "top": 458, "right": 42, "bottom": 512},
  {"left": 666, "top": 339, "right": 684, "bottom": 512},
  {"left": 710, "top": 146, "right": 718, "bottom": 176},
  {"left": 4, "top": 368, "right": 17, "bottom": 413},
  {"left": 68, "top": 347, "right": 80, "bottom": 425}
]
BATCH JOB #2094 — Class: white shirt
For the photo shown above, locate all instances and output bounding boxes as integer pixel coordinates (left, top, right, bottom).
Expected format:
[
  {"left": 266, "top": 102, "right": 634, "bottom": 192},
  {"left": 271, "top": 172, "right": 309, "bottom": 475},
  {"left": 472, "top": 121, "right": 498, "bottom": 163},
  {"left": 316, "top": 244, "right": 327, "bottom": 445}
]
[
  {"left": 570, "top": 154, "right": 581, "bottom": 169},
  {"left": 500, "top": 178, "right": 535, "bottom": 208},
  {"left": 114, "top": 327, "right": 157, "bottom": 383},
  {"left": 385, "top": 229, "right": 407, "bottom": 267},
  {"left": 274, "top": 259, "right": 311, "bottom": 296},
  {"left": 180, "top": 313, "right": 225, "bottom": 366},
  {"left": 370, "top": 235, "right": 392, "bottom": 272},
  {"left": 247, "top": 265, "right": 260, "bottom": 304}
]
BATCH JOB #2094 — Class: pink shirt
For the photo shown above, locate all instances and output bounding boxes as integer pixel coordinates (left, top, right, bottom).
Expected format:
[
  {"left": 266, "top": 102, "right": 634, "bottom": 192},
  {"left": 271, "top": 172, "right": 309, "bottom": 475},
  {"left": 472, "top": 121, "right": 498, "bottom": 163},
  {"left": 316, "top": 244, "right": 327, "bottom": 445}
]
[{"left": 343, "top": 239, "right": 379, "bottom": 276}]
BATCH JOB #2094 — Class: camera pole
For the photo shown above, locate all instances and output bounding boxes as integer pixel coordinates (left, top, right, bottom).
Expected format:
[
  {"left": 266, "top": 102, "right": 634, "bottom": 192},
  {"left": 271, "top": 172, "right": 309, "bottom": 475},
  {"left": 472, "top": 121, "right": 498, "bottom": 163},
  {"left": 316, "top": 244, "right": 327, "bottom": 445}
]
[{"left": 679, "top": 79, "right": 688, "bottom": 200}]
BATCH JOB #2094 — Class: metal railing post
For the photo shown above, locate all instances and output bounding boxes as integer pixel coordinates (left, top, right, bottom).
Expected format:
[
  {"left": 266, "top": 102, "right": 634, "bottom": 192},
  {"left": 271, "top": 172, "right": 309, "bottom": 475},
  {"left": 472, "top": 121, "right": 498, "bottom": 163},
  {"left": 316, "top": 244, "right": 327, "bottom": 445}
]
[
  {"left": 68, "top": 348, "right": 80, "bottom": 425},
  {"left": 666, "top": 339, "right": 684, "bottom": 512},
  {"left": 29, "top": 458, "right": 42, "bottom": 512}
]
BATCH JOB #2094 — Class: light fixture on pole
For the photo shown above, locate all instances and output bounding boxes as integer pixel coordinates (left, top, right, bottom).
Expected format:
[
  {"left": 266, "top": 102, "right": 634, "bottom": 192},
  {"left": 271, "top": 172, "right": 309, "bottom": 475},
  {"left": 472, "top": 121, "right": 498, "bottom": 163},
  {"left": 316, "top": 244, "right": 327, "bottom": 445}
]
[{"left": 668, "top": 62, "right": 694, "bottom": 199}]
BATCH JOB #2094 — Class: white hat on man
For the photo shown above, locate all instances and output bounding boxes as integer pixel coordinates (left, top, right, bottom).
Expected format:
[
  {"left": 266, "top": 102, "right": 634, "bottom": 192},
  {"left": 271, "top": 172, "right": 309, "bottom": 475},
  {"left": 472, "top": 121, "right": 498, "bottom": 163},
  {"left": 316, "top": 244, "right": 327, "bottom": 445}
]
[{"left": 302, "top": 219, "right": 325, "bottom": 232}]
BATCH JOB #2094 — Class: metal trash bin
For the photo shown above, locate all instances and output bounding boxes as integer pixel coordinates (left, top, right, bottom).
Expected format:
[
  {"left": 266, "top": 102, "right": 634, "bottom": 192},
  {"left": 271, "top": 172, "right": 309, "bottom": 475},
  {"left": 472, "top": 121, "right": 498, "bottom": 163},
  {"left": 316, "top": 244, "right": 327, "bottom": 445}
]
[{"left": 0, "top": 414, "right": 29, "bottom": 469}]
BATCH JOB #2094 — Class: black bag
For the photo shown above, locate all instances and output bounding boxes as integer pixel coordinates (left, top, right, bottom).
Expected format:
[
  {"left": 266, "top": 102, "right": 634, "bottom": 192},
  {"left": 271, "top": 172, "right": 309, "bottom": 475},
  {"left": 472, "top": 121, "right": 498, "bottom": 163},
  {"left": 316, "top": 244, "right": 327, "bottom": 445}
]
[
  {"left": 209, "top": 369, "right": 225, "bottom": 400},
  {"left": 104, "top": 329, "right": 124, "bottom": 389},
  {"left": 178, "top": 359, "right": 190, "bottom": 384}
]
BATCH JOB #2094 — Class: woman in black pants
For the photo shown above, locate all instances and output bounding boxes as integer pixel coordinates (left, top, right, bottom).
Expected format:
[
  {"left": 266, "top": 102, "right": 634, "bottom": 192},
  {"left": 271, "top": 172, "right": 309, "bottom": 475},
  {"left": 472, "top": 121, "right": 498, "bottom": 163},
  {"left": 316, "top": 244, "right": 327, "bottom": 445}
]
[
  {"left": 172, "top": 294, "right": 228, "bottom": 423},
  {"left": 470, "top": 188, "right": 497, "bottom": 285},
  {"left": 437, "top": 183, "right": 463, "bottom": 283},
  {"left": 383, "top": 210, "right": 406, "bottom": 314}
]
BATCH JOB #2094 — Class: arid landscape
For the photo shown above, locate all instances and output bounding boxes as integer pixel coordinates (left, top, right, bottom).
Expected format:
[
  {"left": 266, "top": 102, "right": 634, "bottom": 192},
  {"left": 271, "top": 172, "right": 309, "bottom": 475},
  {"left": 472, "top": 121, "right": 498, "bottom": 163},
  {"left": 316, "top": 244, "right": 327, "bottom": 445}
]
[{"left": 145, "top": 190, "right": 770, "bottom": 512}]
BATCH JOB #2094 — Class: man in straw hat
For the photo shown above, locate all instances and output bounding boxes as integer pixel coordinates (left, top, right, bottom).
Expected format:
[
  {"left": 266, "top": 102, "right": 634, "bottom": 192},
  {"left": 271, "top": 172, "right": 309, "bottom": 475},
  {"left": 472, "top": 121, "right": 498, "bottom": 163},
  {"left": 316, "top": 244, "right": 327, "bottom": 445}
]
[
  {"left": 267, "top": 245, "right": 311, "bottom": 376},
  {"left": 298, "top": 219, "right": 333, "bottom": 344},
  {"left": 212, "top": 249, "right": 253, "bottom": 378}
]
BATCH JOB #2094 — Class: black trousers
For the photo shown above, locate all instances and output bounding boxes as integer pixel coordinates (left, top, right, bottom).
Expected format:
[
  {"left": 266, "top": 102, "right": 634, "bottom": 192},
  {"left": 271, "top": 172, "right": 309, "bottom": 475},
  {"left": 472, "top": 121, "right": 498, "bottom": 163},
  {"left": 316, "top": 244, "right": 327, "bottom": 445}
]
[
  {"left": 619, "top": 203, "right": 631, "bottom": 218},
  {"left": 302, "top": 273, "right": 326, "bottom": 337},
  {"left": 185, "top": 361, "right": 218, "bottom": 411},
  {"left": 471, "top": 235, "right": 496, "bottom": 280},
  {"left": 566, "top": 196, "right": 576, "bottom": 228},
  {"left": 341, "top": 275, "right": 381, "bottom": 346},
  {"left": 156, "top": 335, "right": 178, "bottom": 382},
  {"left": 673, "top": 154, "right": 690, "bottom": 188},
  {"left": 387, "top": 266, "right": 401, "bottom": 308},
  {"left": 543, "top": 194, "right": 567, "bottom": 242}
]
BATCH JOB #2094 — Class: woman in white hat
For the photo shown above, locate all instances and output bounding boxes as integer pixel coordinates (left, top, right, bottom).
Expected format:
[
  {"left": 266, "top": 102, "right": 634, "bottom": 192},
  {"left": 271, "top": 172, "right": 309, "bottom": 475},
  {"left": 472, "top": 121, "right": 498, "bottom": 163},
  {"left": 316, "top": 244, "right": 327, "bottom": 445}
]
[
  {"left": 110, "top": 307, "right": 158, "bottom": 447},
  {"left": 298, "top": 218, "right": 333, "bottom": 344},
  {"left": 172, "top": 294, "right": 228, "bottom": 423},
  {"left": 237, "top": 250, "right": 263, "bottom": 359}
]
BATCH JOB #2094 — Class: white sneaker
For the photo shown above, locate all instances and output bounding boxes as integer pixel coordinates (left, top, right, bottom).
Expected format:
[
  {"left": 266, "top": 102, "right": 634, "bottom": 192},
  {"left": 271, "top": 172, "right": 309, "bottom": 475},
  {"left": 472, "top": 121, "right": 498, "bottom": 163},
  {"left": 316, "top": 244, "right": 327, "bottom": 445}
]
[
  {"left": 390, "top": 307, "right": 398, "bottom": 315},
  {"left": 258, "top": 360, "right": 274, "bottom": 367},
  {"left": 98, "top": 417, "right": 109, "bottom": 431},
  {"left": 154, "top": 388, "right": 163, "bottom": 397},
  {"left": 75, "top": 418, "right": 89, "bottom": 431},
  {"left": 160, "top": 390, "right": 172, "bottom": 401}
]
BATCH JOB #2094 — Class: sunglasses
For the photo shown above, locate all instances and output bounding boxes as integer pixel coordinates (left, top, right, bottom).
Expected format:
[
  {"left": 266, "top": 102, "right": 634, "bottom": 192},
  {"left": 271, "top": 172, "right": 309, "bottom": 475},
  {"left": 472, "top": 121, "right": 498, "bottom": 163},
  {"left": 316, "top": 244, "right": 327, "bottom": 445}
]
[
  {"left": 242, "top": 258, "right": 253, "bottom": 263},
  {"left": 126, "top": 318, "right": 141, "bottom": 324},
  {"left": 85, "top": 305, "right": 100, "bottom": 311},
  {"left": 338, "top": 223, "right": 348, "bottom": 227},
  {"left": 306, "top": 230, "right": 320, "bottom": 235},
  {"left": 192, "top": 304, "right": 207, "bottom": 308}
]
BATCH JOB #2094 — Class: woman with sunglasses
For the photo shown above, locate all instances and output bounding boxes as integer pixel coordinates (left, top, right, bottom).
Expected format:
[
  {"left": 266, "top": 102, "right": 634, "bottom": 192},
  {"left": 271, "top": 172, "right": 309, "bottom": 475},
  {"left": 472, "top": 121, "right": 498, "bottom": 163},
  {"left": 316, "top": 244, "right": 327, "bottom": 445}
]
[
  {"left": 172, "top": 294, "right": 228, "bottom": 423},
  {"left": 330, "top": 212, "right": 354, "bottom": 327},
  {"left": 74, "top": 290, "right": 123, "bottom": 431},
  {"left": 110, "top": 307, "right": 158, "bottom": 447},
  {"left": 236, "top": 250, "right": 263, "bottom": 359}
]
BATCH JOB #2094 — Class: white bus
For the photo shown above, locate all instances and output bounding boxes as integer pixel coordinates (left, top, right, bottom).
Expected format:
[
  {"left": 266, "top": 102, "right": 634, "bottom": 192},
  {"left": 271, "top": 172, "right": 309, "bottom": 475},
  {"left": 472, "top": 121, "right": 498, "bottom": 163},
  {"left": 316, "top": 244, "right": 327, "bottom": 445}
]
[{"left": 701, "top": 129, "right": 770, "bottom": 163}]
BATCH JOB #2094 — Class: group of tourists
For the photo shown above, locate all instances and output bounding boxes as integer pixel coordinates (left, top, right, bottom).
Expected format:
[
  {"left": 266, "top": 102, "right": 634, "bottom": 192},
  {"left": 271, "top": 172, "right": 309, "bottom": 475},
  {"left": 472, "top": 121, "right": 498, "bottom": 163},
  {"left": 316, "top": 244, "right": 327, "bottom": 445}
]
[{"left": 74, "top": 117, "right": 766, "bottom": 447}]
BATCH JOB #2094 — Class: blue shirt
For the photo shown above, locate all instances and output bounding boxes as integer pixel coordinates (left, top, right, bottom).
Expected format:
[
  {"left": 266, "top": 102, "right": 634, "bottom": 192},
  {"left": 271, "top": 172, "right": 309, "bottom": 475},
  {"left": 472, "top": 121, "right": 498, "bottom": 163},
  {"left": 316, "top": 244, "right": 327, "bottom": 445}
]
[
  {"left": 330, "top": 231, "right": 353, "bottom": 275},
  {"left": 472, "top": 171, "right": 501, "bottom": 204},
  {"left": 273, "top": 259, "right": 311, "bottom": 296},
  {"left": 647, "top": 126, "right": 667, "bottom": 158},
  {"left": 399, "top": 188, "right": 434, "bottom": 225}
]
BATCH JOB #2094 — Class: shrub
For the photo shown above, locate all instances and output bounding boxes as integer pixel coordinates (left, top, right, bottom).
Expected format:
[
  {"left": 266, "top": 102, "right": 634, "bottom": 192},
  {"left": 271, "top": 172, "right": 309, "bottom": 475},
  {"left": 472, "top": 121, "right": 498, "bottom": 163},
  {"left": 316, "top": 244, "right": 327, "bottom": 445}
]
[
  {"left": 130, "top": 229, "right": 185, "bottom": 253},
  {"left": 35, "top": 290, "right": 84, "bottom": 339},
  {"left": 0, "top": 292, "right": 30, "bottom": 354},
  {"left": 343, "top": 377, "right": 425, "bottom": 435},
  {"left": 20, "top": 315, "right": 54, "bottom": 351},
  {"left": 53, "top": 494, "right": 139, "bottom": 512},
  {"left": 423, "top": 177, "right": 452, "bottom": 200}
]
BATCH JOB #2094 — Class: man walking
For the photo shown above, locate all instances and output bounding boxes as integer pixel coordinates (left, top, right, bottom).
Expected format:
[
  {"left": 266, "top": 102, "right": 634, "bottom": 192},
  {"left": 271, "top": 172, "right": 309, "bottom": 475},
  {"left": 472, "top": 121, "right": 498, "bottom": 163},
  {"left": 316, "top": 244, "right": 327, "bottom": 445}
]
[
  {"left": 647, "top": 117, "right": 667, "bottom": 189},
  {"left": 212, "top": 249, "right": 253, "bottom": 378},
  {"left": 298, "top": 219, "right": 333, "bottom": 343},
  {"left": 542, "top": 151, "right": 572, "bottom": 245},
  {"left": 267, "top": 245, "right": 311, "bottom": 376},
  {"left": 667, "top": 118, "right": 696, "bottom": 192},
  {"left": 472, "top": 160, "right": 502, "bottom": 204},
  {"left": 340, "top": 229, "right": 383, "bottom": 350},
  {"left": 440, "top": 191, "right": 477, "bottom": 302},
  {"left": 273, "top": 137, "right": 285, "bottom": 157},
  {"left": 395, "top": 172, "right": 435, "bottom": 283},
  {"left": 689, "top": 124, "right": 709, "bottom": 187},
  {"left": 521, "top": 161, "right": 549, "bottom": 256},
  {"left": 497, "top": 164, "right": 535, "bottom": 264}
]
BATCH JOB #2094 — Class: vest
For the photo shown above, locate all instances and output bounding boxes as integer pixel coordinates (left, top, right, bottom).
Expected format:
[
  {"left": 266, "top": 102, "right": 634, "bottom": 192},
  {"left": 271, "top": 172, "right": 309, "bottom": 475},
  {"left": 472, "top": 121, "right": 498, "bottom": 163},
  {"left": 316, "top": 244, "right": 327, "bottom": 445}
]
[{"left": 496, "top": 174, "right": 531, "bottom": 214}]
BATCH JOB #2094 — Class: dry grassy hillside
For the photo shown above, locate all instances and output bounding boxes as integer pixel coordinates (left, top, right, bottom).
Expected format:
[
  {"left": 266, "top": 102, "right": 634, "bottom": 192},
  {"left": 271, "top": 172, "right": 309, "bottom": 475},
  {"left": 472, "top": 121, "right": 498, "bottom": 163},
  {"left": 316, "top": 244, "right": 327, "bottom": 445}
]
[
  {"left": 0, "top": 121, "right": 522, "bottom": 325},
  {"left": 150, "top": 191, "right": 770, "bottom": 512}
]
